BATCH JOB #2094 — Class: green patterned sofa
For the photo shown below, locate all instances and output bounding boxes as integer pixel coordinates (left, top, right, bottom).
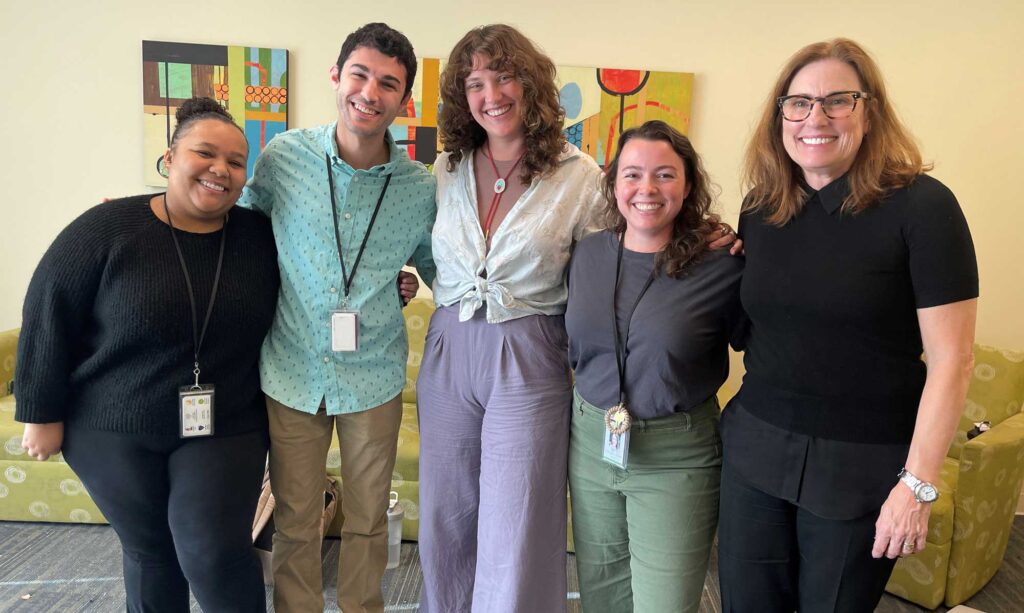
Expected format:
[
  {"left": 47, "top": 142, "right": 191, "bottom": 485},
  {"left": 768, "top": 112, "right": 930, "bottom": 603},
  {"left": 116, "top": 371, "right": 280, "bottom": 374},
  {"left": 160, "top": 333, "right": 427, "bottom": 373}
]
[
  {"left": 885, "top": 344, "right": 1024, "bottom": 609},
  {"left": 0, "top": 299, "right": 436, "bottom": 541},
  {"left": 0, "top": 329, "right": 107, "bottom": 523}
]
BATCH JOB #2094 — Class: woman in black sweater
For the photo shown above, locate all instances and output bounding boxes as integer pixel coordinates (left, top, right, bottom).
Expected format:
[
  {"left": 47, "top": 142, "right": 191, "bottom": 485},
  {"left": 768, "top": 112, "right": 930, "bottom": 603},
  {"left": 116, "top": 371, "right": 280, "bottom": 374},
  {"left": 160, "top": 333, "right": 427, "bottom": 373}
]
[{"left": 16, "top": 98, "right": 279, "bottom": 612}]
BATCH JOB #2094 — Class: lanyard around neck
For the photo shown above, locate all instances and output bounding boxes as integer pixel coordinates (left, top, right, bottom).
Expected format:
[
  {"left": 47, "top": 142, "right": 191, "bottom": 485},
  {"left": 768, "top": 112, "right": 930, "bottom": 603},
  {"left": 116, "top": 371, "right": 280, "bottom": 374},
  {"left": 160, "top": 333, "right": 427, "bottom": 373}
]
[
  {"left": 612, "top": 235, "right": 658, "bottom": 407},
  {"left": 325, "top": 153, "right": 392, "bottom": 302},
  {"left": 163, "top": 195, "right": 226, "bottom": 386}
]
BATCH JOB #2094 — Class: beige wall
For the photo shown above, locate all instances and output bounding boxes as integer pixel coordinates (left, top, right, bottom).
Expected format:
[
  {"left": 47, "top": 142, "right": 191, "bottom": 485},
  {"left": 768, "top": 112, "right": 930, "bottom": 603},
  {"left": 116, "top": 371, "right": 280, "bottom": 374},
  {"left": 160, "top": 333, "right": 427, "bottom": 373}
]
[{"left": 2, "top": 0, "right": 1021, "bottom": 356}]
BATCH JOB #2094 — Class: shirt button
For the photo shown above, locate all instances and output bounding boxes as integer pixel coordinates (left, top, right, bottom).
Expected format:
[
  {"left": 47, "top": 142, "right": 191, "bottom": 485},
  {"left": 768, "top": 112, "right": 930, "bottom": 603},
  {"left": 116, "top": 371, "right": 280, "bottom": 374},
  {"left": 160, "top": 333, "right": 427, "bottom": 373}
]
[
  {"left": 330, "top": 287, "right": 338, "bottom": 293},
  {"left": 344, "top": 213, "right": 352, "bottom": 220},
  {"left": 323, "top": 357, "right": 330, "bottom": 363},
  {"left": 353, "top": 176, "right": 360, "bottom": 183}
]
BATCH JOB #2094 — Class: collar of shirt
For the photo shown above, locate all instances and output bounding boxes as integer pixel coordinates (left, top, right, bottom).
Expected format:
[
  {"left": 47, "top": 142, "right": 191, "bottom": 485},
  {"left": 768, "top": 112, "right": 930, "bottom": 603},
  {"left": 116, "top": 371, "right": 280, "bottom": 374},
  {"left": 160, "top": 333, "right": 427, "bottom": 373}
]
[
  {"left": 807, "top": 173, "right": 851, "bottom": 215},
  {"left": 322, "top": 122, "right": 405, "bottom": 176}
]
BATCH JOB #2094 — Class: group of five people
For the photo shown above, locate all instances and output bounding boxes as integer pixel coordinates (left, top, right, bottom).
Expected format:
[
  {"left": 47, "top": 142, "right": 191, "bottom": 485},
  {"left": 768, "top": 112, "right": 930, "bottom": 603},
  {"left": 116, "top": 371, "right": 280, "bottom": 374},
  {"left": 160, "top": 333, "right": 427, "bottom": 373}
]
[{"left": 16, "top": 20, "right": 976, "bottom": 613}]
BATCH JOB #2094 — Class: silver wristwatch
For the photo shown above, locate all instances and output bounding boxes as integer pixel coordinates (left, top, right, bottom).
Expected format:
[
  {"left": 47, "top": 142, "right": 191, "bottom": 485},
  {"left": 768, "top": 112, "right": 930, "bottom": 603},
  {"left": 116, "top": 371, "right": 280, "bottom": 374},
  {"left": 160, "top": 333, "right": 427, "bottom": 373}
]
[{"left": 898, "top": 468, "right": 939, "bottom": 503}]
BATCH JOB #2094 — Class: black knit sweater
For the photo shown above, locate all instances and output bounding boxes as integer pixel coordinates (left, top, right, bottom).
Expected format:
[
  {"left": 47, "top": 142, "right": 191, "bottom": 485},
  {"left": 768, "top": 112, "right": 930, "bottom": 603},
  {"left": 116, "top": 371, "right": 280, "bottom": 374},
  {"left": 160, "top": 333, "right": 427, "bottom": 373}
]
[{"left": 15, "top": 195, "right": 279, "bottom": 436}]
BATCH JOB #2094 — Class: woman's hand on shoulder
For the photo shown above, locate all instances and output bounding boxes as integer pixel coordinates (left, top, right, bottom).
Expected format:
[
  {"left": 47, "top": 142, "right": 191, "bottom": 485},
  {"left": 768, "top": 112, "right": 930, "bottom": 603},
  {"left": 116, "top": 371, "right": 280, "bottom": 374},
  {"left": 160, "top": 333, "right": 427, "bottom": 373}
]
[
  {"left": 22, "top": 422, "right": 64, "bottom": 461},
  {"left": 707, "top": 222, "right": 743, "bottom": 255},
  {"left": 872, "top": 483, "right": 930, "bottom": 559}
]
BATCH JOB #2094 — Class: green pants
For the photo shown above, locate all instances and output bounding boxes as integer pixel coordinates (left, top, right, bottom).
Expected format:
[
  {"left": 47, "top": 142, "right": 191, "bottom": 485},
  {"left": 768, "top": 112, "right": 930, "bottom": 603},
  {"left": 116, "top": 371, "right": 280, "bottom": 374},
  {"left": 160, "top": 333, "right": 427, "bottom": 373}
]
[{"left": 568, "top": 388, "right": 722, "bottom": 613}]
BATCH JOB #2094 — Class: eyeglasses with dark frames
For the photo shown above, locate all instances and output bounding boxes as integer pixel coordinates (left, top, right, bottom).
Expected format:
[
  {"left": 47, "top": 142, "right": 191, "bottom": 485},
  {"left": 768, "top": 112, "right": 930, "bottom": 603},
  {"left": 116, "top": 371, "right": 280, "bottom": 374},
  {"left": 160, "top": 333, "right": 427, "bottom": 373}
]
[{"left": 777, "top": 91, "right": 871, "bottom": 121}]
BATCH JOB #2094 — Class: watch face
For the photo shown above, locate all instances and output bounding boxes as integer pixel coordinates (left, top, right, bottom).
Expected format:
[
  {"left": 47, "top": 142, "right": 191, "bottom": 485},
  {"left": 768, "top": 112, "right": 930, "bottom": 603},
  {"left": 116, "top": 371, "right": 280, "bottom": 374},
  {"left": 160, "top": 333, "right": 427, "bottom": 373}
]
[{"left": 917, "top": 484, "right": 939, "bottom": 502}]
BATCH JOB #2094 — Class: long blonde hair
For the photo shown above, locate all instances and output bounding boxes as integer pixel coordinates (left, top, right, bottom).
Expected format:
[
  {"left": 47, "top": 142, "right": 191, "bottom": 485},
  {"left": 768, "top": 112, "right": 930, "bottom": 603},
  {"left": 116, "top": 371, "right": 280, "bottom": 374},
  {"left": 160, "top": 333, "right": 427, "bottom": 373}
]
[{"left": 743, "top": 38, "right": 930, "bottom": 225}]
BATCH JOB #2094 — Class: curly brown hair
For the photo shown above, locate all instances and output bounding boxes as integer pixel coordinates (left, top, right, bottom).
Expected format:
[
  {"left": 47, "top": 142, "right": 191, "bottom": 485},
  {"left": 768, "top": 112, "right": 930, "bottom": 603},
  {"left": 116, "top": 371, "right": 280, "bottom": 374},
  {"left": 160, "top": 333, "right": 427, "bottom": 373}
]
[
  {"left": 438, "top": 24, "right": 566, "bottom": 183},
  {"left": 743, "top": 38, "right": 929, "bottom": 226},
  {"left": 603, "top": 120, "right": 720, "bottom": 278}
]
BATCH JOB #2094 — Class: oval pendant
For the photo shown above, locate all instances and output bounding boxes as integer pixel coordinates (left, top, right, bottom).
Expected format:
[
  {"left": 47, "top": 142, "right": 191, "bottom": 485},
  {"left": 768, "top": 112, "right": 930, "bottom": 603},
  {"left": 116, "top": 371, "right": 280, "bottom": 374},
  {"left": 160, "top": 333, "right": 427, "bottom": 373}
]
[{"left": 493, "top": 178, "right": 506, "bottom": 194}]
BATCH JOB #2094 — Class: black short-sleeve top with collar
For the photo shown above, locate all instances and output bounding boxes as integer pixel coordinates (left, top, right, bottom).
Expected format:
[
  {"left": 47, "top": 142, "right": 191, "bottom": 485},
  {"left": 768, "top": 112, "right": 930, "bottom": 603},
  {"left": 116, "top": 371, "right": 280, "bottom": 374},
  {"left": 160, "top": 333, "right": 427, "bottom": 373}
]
[
  {"left": 725, "top": 173, "right": 977, "bottom": 519},
  {"left": 735, "top": 173, "right": 978, "bottom": 445}
]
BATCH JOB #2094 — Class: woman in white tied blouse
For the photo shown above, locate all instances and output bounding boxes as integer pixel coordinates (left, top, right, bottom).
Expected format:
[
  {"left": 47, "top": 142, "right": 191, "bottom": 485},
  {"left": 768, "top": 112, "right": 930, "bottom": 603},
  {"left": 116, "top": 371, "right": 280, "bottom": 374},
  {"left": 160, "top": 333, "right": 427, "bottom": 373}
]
[
  {"left": 415, "top": 24, "right": 604, "bottom": 613},
  {"left": 416, "top": 24, "right": 738, "bottom": 613}
]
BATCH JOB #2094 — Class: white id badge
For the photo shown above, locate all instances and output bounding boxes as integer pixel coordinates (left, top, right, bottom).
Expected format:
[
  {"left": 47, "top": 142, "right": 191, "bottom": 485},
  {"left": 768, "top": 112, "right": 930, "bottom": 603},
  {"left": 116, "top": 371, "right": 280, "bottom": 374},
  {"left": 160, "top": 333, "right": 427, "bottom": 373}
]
[
  {"left": 179, "top": 385, "right": 215, "bottom": 438},
  {"left": 331, "top": 310, "right": 359, "bottom": 352},
  {"left": 601, "top": 429, "right": 630, "bottom": 469}
]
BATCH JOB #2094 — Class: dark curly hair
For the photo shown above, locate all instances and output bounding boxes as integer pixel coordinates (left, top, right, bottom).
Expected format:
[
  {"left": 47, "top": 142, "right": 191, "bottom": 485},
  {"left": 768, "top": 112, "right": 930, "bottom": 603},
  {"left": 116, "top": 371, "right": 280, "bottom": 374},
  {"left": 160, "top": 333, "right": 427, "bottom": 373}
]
[
  {"left": 336, "top": 22, "right": 417, "bottom": 99},
  {"left": 603, "top": 120, "right": 720, "bottom": 278},
  {"left": 438, "top": 24, "right": 565, "bottom": 183},
  {"left": 169, "top": 97, "right": 244, "bottom": 149}
]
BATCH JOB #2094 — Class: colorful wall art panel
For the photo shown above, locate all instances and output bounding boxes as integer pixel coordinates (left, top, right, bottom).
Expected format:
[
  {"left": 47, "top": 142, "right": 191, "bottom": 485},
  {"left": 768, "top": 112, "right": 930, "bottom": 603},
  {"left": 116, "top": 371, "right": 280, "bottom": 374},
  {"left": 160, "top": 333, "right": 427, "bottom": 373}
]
[
  {"left": 562, "top": 67, "right": 693, "bottom": 166},
  {"left": 389, "top": 58, "right": 442, "bottom": 166},
  {"left": 392, "top": 59, "right": 692, "bottom": 168},
  {"left": 142, "top": 40, "right": 288, "bottom": 186}
]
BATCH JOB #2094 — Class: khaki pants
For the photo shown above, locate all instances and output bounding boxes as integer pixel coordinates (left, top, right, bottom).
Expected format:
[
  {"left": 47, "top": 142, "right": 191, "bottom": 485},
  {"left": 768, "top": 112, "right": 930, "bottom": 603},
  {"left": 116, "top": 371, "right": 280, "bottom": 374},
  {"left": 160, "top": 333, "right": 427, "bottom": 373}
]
[{"left": 266, "top": 394, "right": 402, "bottom": 613}]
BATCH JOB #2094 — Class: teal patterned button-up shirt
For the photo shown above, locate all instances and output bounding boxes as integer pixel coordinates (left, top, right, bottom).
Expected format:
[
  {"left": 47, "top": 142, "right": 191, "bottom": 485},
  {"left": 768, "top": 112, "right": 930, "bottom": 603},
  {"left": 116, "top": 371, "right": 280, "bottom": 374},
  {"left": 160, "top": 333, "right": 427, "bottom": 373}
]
[{"left": 238, "top": 123, "right": 436, "bottom": 414}]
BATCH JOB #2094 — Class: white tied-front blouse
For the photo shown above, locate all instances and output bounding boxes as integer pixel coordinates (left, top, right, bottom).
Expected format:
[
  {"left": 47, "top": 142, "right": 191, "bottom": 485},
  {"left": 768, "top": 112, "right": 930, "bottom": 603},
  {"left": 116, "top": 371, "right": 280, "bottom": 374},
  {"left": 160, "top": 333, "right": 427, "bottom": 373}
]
[{"left": 431, "top": 143, "right": 606, "bottom": 323}]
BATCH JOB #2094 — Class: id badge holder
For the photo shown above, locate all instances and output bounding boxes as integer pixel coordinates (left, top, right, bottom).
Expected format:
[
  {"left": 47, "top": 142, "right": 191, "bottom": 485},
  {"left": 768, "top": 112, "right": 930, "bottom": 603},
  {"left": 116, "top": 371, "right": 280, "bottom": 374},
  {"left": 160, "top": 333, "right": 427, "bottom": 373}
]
[
  {"left": 179, "top": 384, "right": 215, "bottom": 438},
  {"left": 602, "top": 430, "right": 630, "bottom": 469},
  {"left": 331, "top": 310, "right": 359, "bottom": 352}
]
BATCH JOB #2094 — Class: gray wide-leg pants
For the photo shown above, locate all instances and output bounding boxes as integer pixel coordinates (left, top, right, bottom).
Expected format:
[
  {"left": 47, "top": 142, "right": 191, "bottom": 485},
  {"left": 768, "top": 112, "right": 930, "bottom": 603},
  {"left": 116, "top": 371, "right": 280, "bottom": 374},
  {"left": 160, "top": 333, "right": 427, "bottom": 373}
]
[{"left": 417, "top": 306, "right": 571, "bottom": 613}]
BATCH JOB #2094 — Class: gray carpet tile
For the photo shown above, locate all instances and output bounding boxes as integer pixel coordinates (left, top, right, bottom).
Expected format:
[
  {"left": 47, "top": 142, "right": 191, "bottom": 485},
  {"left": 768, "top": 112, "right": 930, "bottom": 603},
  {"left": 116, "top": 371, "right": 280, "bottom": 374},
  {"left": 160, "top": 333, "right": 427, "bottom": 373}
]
[{"left": 1, "top": 518, "right": 1022, "bottom": 611}]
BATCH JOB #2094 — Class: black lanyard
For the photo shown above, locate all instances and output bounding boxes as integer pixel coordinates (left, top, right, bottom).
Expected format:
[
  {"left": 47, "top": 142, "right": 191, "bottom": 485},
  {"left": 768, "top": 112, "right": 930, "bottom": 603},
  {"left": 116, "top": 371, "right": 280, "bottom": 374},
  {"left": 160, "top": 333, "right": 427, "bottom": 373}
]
[
  {"left": 163, "top": 195, "right": 226, "bottom": 387},
  {"left": 612, "top": 235, "right": 658, "bottom": 407},
  {"left": 325, "top": 154, "right": 392, "bottom": 302}
]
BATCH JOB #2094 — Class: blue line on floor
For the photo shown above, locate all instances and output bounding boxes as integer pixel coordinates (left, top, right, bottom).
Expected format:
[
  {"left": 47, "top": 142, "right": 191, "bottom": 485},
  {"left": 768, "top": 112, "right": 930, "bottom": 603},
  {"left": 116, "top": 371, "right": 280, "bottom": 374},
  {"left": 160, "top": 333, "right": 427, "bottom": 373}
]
[{"left": 0, "top": 577, "right": 121, "bottom": 585}]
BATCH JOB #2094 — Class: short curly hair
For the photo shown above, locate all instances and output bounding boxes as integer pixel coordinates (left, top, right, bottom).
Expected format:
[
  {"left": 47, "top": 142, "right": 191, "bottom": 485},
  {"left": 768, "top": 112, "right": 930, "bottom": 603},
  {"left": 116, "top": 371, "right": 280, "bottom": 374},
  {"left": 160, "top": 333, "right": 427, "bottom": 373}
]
[
  {"left": 438, "top": 24, "right": 565, "bottom": 183},
  {"left": 336, "top": 22, "right": 418, "bottom": 99}
]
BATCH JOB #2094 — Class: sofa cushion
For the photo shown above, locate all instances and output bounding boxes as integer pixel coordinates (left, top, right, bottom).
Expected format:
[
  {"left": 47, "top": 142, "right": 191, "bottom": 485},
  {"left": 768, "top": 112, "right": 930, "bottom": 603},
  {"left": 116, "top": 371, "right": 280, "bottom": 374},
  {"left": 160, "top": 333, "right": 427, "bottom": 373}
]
[
  {"left": 402, "top": 299, "right": 433, "bottom": 405},
  {"left": 0, "top": 458, "right": 105, "bottom": 524}
]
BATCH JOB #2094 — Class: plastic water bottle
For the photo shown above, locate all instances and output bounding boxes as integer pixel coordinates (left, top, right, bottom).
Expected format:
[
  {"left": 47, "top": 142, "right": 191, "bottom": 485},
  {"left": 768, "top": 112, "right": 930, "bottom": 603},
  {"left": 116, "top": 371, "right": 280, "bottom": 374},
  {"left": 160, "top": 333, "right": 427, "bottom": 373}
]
[{"left": 386, "top": 491, "right": 404, "bottom": 570}]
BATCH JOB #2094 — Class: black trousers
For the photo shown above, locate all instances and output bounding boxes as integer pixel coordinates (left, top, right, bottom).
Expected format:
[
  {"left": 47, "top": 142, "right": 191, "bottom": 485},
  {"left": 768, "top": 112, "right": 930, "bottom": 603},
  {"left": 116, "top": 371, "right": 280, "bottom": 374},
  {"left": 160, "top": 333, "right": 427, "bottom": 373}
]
[
  {"left": 63, "top": 426, "right": 269, "bottom": 613},
  {"left": 717, "top": 464, "right": 898, "bottom": 613}
]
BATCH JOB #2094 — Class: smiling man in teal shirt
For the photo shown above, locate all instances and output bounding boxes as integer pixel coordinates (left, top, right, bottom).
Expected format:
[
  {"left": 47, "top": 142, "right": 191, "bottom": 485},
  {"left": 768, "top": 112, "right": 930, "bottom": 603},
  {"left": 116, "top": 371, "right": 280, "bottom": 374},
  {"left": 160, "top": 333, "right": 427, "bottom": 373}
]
[{"left": 238, "top": 23, "right": 435, "bottom": 613}]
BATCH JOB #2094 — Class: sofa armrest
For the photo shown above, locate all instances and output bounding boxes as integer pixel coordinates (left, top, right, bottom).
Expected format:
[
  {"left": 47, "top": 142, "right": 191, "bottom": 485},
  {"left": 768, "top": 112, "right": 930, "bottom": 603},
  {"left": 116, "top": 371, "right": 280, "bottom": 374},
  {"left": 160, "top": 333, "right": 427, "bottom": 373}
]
[
  {"left": 0, "top": 329, "right": 18, "bottom": 398},
  {"left": 946, "top": 409, "right": 1024, "bottom": 605},
  {"left": 956, "top": 410, "right": 1024, "bottom": 519},
  {"left": 954, "top": 407, "right": 1024, "bottom": 489}
]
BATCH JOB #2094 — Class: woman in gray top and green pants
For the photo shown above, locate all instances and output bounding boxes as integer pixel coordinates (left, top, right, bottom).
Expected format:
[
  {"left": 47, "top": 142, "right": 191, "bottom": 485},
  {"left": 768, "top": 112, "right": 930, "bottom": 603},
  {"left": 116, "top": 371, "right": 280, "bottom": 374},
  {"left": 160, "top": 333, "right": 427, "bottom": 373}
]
[{"left": 566, "top": 121, "right": 744, "bottom": 612}]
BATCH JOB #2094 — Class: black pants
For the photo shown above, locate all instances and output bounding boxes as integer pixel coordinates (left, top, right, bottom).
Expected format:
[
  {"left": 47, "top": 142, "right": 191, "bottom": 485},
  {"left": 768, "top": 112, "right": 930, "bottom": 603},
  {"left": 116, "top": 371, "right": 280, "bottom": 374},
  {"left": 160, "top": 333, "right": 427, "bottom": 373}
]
[
  {"left": 63, "top": 426, "right": 269, "bottom": 613},
  {"left": 717, "top": 465, "right": 898, "bottom": 613}
]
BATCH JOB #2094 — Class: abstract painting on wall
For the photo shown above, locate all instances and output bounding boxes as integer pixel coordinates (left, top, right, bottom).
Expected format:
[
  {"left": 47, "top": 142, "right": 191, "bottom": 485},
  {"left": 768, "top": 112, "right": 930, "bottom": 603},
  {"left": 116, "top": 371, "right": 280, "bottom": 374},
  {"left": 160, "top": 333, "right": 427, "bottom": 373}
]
[
  {"left": 391, "top": 59, "right": 693, "bottom": 168},
  {"left": 142, "top": 40, "right": 288, "bottom": 186}
]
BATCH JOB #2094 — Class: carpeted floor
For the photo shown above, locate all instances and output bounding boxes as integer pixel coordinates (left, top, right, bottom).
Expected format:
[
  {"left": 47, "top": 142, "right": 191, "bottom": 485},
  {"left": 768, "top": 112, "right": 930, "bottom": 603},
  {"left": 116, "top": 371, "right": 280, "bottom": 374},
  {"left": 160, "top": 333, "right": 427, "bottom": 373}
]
[{"left": 1, "top": 517, "right": 1021, "bottom": 611}]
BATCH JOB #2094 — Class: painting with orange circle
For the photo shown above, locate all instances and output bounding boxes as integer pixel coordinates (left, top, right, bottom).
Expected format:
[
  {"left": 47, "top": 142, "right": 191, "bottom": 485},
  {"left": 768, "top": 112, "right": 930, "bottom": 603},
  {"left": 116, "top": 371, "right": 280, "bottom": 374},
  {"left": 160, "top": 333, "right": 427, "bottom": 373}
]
[{"left": 392, "top": 58, "right": 692, "bottom": 168}]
